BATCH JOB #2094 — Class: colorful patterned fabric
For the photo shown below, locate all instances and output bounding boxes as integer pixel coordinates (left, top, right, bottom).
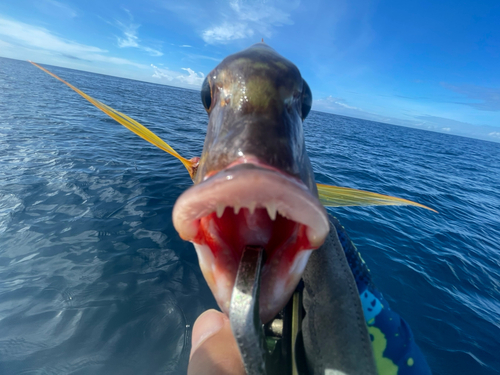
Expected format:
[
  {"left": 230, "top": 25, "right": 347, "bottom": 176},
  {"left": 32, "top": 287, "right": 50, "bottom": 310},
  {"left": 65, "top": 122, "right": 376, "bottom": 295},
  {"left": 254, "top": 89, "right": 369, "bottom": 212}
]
[{"left": 331, "top": 217, "right": 432, "bottom": 375}]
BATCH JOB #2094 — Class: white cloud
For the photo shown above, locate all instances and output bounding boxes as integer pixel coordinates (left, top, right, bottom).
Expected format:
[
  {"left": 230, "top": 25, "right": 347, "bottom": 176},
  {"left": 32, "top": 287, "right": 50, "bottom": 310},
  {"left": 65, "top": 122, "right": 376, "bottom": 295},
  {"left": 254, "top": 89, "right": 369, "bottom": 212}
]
[
  {"left": 116, "top": 22, "right": 139, "bottom": 48},
  {"left": 314, "top": 95, "right": 500, "bottom": 143},
  {"left": 201, "top": 0, "right": 299, "bottom": 44},
  {"left": 114, "top": 16, "right": 163, "bottom": 57},
  {"left": 142, "top": 47, "right": 163, "bottom": 57},
  {"left": 488, "top": 132, "right": 500, "bottom": 139},
  {"left": 35, "top": 0, "right": 78, "bottom": 18},
  {"left": 151, "top": 64, "right": 205, "bottom": 87},
  {"left": 203, "top": 22, "right": 254, "bottom": 43},
  {"left": 0, "top": 18, "right": 103, "bottom": 55},
  {"left": 314, "top": 96, "right": 364, "bottom": 113},
  {"left": 334, "top": 101, "right": 360, "bottom": 110},
  {"left": 315, "top": 96, "right": 409, "bottom": 125},
  {"left": 0, "top": 17, "right": 148, "bottom": 69},
  {"left": 411, "top": 115, "right": 500, "bottom": 142},
  {"left": 442, "top": 83, "right": 500, "bottom": 111},
  {"left": 185, "top": 53, "right": 222, "bottom": 62},
  {"left": 0, "top": 39, "right": 14, "bottom": 48},
  {"left": 181, "top": 45, "right": 192, "bottom": 48},
  {"left": 180, "top": 68, "right": 205, "bottom": 85}
]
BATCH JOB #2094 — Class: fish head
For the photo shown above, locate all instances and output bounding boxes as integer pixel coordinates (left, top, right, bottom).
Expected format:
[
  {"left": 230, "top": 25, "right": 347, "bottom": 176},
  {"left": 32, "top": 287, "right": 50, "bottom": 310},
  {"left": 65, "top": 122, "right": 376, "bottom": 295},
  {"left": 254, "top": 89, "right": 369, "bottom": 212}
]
[{"left": 173, "top": 43, "right": 329, "bottom": 323}]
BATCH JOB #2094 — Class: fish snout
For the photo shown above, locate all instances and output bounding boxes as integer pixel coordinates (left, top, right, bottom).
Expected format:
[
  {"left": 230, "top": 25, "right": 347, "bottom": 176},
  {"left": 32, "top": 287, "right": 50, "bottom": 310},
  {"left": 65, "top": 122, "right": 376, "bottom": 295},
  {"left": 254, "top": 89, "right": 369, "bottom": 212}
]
[{"left": 173, "top": 162, "right": 328, "bottom": 322}]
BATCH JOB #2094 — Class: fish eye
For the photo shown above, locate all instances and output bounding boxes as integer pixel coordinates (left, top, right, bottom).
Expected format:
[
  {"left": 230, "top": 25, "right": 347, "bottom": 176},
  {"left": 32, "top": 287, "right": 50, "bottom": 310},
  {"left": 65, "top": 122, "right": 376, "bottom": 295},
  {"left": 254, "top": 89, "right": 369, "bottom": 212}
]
[
  {"left": 201, "top": 77, "right": 211, "bottom": 112},
  {"left": 301, "top": 79, "right": 312, "bottom": 120}
]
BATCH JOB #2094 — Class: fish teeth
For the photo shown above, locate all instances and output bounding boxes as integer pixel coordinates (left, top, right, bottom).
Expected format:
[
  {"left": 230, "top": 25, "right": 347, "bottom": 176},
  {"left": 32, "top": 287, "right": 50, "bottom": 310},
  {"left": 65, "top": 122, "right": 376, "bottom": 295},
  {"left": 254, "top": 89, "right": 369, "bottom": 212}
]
[
  {"left": 265, "top": 201, "right": 277, "bottom": 221},
  {"left": 233, "top": 204, "right": 241, "bottom": 214},
  {"left": 216, "top": 203, "right": 225, "bottom": 218},
  {"left": 248, "top": 201, "right": 256, "bottom": 215}
]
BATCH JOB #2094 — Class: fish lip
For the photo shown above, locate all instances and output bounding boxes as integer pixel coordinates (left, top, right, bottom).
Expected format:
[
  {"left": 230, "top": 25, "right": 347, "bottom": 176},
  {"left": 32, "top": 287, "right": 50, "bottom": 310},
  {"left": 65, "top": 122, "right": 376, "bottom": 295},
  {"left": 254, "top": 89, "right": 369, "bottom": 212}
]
[
  {"left": 200, "top": 155, "right": 287, "bottom": 181},
  {"left": 172, "top": 160, "right": 329, "bottom": 322},
  {"left": 173, "top": 161, "right": 329, "bottom": 245}
]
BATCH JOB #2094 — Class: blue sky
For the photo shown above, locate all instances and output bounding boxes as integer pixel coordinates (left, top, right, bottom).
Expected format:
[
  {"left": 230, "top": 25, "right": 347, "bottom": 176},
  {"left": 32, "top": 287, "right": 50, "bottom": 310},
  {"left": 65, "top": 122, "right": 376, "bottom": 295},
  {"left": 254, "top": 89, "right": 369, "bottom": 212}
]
[{"left": 1, "top": 0, "right": 499, "bottom": 142}]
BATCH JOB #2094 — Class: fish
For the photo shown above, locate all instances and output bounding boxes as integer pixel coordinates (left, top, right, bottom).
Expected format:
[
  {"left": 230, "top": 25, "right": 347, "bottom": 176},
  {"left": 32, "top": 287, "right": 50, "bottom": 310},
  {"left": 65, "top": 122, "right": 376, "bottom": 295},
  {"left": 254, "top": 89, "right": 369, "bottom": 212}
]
[
  {"left": 29, "top": 44, "right": 435, "bottom": 323},
  {"left": 173, "top": 43, "right": 330, "bottom": 323}
]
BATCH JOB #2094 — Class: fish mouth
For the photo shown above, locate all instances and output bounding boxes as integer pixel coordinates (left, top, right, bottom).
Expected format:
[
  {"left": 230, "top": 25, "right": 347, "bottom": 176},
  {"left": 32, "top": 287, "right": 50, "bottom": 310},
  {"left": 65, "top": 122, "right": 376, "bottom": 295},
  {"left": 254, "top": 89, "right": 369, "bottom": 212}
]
[{"left": 173, "top": 158, "right": 329, "bottom": 323}]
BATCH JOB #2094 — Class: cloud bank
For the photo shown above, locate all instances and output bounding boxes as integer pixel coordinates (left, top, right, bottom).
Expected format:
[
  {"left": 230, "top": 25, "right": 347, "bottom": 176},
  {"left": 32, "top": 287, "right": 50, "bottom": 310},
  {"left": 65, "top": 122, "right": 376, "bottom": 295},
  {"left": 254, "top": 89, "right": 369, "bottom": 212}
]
[
  {"left": 314, "top": 95, "right": 500, "bottom": 143},
  {"left": 442, "top": 83, "right": 500, "bottom": 111},
  {"left": 0, "top": 17, "right": 148, "bottom": 68},
  {"left": 151, "top": 64, "right": 205, "bottom": 87}
]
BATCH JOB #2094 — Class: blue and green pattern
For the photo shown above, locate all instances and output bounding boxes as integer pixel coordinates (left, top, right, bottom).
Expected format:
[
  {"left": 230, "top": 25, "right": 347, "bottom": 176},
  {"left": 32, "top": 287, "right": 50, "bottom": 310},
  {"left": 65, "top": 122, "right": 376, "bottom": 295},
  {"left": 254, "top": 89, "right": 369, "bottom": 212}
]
[{"left": 332, "top": 217, "right": 432, "bottom": 375}]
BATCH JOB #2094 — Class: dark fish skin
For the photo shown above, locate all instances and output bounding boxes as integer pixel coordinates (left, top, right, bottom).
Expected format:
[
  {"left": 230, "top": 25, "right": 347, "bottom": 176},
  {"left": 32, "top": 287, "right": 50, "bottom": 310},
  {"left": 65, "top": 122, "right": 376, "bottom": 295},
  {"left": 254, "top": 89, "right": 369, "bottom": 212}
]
[{"left": 195, "top": 43, "right": 317, "bottom": 194}]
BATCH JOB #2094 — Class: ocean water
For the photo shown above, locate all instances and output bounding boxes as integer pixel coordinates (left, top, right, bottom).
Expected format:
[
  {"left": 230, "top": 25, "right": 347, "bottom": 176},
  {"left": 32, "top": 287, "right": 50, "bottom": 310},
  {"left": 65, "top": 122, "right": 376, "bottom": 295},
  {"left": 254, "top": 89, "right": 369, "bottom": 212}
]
[{"left": 0, "top": 56, "right": 499, "bottom": 374}]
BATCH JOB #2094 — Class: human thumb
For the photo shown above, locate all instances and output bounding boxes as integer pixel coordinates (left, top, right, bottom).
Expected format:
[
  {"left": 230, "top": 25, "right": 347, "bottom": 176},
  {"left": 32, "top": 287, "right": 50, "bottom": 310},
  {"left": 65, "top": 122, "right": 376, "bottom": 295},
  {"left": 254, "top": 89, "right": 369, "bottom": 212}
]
[{"left": 188, "top": 309, "right": 245, "bottom": 375}]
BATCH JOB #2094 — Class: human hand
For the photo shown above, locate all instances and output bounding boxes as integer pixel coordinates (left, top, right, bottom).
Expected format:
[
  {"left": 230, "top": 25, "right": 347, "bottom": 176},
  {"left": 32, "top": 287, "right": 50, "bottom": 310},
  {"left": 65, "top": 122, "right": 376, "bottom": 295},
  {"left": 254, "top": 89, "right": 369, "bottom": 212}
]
[{"left": 188, "top": 309, "right": 246, "bottom": 375}]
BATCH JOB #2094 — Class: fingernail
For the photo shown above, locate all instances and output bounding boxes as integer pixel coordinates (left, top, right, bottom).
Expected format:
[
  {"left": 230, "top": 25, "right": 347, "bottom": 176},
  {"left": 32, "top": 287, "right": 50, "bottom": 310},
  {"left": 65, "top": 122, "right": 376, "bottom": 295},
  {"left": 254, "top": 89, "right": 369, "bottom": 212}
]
[{"left": 190, "top": 309, "right": 226, "bottom": 358}]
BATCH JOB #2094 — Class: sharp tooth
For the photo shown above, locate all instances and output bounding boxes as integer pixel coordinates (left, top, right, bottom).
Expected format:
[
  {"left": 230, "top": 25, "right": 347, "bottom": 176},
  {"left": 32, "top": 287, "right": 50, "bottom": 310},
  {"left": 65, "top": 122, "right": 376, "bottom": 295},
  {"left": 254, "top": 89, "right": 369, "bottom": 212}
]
[
  {"left": 216, "top": 203, "right": 225, "bottom": 218},
  {"left": 306, "top": 227, "right": 323, "bottom": 247},
  {"left": 234, "top": 205, "right": 241, "bottom": 214},
  {"left": 248, "top": 201, "right": 256, "bottom": 215},
  {"left": 266, "top": 201, "right": 277, "bottom": 221}
]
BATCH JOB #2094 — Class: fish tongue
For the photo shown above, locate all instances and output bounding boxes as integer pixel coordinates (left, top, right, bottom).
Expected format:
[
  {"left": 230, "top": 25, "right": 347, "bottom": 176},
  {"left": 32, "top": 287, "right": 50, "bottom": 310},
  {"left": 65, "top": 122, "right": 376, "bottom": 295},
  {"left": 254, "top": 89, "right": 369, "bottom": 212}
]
[{"left": 238, "top": 208, "right": 273, "bottom": 248}]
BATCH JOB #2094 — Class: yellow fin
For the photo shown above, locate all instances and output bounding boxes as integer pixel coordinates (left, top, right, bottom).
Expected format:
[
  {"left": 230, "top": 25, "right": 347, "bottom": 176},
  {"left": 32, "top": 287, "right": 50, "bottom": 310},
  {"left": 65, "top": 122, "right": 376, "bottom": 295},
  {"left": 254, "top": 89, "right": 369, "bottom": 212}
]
[
  {"left": 29, "top": 61, "right": 437, "bottom": 210},
  {"left": 29, "top": 61, "right": 197, "bottom": 179},
  {"left": 317, "top": 183, "right": 437, "bottom": 212}
]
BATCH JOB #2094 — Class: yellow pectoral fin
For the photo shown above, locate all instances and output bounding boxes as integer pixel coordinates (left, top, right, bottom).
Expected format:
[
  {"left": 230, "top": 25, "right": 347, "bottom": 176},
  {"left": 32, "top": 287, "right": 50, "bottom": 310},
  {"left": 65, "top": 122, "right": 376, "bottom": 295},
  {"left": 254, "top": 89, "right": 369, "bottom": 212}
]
[
  {"left": 317, "top": 183, "right": 437, "bottom": 212},
  {"left": 29, "top": 61, "right": 197, "bottom": 180}
]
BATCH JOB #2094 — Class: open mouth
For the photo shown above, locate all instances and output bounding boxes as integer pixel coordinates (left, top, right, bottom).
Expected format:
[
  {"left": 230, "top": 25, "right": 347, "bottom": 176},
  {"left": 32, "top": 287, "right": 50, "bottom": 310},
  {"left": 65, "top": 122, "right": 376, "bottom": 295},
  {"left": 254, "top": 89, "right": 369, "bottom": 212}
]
[{"left": 173, "top": 160, "right": 329, "bottom": 323}]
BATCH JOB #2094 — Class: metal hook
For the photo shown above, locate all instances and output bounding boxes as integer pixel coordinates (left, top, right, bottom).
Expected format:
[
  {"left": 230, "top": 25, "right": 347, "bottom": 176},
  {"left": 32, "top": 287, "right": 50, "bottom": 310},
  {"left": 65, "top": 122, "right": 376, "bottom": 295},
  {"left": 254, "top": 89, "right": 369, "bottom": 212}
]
[{"left": 229, "top": 245, "right": 267, "bottom": 375}]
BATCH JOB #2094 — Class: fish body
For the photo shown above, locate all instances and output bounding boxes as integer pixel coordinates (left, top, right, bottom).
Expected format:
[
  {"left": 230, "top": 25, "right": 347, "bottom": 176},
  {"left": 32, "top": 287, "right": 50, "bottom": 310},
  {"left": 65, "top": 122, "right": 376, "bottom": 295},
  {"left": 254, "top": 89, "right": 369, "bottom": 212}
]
[{"left": 173, "top": 43, "right": 329, "bottom": 322}]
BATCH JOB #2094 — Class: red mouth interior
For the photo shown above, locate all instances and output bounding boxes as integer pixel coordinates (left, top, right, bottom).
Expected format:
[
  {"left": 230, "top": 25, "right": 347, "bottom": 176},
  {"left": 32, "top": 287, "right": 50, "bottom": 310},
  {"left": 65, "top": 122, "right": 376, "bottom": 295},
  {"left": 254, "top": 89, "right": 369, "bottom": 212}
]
[{"left": 194, "top": 207, "right": 313, "bottom": 266}]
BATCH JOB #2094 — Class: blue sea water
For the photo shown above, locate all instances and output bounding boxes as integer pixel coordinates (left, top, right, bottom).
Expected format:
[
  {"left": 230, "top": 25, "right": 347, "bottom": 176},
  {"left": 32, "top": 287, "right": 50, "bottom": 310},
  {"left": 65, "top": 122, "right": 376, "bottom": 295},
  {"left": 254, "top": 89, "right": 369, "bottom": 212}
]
[{"left": 0, "top": 56, "right": 499, "bottom": 374}]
